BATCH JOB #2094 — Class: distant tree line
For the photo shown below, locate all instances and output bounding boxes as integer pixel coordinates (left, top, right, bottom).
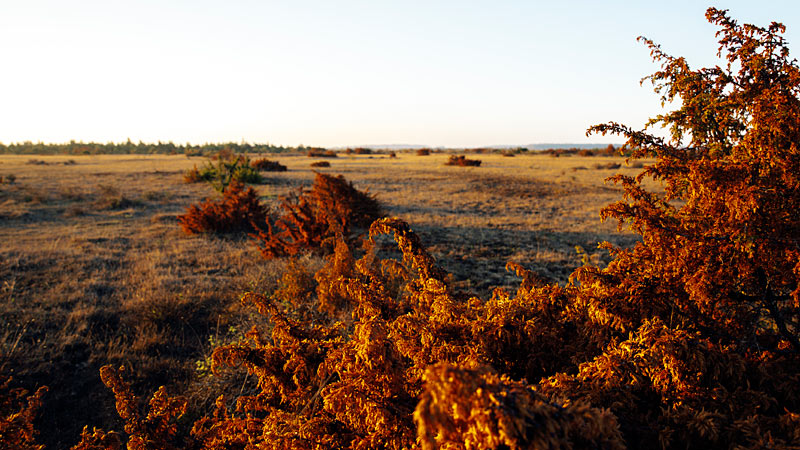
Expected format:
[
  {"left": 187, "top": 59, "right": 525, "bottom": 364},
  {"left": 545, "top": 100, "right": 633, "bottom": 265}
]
[{"left": 0, "top": 140, "right": 312, "bottom": 155}]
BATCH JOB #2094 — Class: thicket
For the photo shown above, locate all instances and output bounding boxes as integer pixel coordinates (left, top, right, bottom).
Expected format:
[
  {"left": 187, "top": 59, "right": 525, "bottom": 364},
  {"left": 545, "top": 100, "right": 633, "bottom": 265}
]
[
  {"left": 178, "top": 182, "right": 269, "bottom": 235},
  {"left": 4, "top": 8, "right": 800, "bottom": 449},
  {"left": 253, "top": 173, "right": 382, "bottom": 258},
  {"left": 250, "top": 159, "right": 287, "bottom": 172},
  {"left": 184, "top": 153, "right": 263, "bottom": 193},
  {"left": 307, "top": 149, "right": 338, "bottom": 158},
  {"left": 444, "top": 155, "right": 482, "bottom": 167}
]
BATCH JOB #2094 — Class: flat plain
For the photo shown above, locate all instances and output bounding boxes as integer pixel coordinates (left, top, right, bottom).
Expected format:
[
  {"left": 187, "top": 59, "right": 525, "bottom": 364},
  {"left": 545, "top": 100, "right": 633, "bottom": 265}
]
[{"left": 0, "top": 151, "right": 647, "bottom": 448}]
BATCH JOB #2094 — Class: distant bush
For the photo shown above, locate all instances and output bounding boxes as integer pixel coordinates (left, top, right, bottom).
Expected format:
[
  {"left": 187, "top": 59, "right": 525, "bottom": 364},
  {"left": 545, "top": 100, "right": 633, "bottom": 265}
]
[
  {"left": 416, "top": 148, "right": 431, "bottom": 156},
  {"left": 253, "top": 173, "right": 382, "bottom": 258},
  {"left": 310, "top": 161, "right": 331, "bottom": 168},
  {"left": 444, "top": 155, "right": 481, "bottom": 167},
  {"left": 389, "top": 151, "right": 397, "bottom": 158},
  {"left": 183, "top": 153, "right": 263, "bottom": 192},
  {"left": 251, "top": 158, "right": 287, "bottom": 172},
  {"left": 308, "top": 149, "right": 337, "bottom": 158},
  {"left": 178, "top": 182, "right": 268, "bottom": 235},
  {"left": 0, "top": 174, "right": 15, "bottom": 185}
]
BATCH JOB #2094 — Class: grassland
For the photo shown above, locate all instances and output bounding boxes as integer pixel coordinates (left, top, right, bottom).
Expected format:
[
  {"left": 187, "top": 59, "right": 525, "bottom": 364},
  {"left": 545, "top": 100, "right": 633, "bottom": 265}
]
[{"left": 0, "top": 151, "right": 646, "bottom": 448}]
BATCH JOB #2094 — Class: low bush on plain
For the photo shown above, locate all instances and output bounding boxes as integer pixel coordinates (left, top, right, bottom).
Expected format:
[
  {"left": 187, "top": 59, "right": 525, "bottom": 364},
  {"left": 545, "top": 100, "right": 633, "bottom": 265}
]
[
  {"left": 250, "top": 158, "right": 287, "bottom": 172},
  {"left": 444, "top": 155, "right": 482, "bottom": 167},
  {"left": 183, "top": 153, "right": 263, "bottom": 192},
  {"left": 178, "top": 182, "right": 268, "bottom": 235},
  {"left": 307, "top": 149, "right": 337, "bottom": 158},
  {"left": 253, "top": 173, "right": 382, "bottom": 258}
]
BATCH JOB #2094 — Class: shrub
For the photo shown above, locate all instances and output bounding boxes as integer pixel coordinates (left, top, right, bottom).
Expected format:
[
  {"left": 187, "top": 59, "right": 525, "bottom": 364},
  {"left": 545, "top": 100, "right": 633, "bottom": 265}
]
[
  {"left": 178, "top": 182, "right": 268, "bottom": 235},
  {"left": 416, "top": 148, "right": 431, "bottom": 156},
  {"left": 183, "top": 153, "right": 263, "bottom": 192},
  {"left": 253, "top": 173, "right": 382, "bottom": 258},
  {"left": 444, "top": 155, "right": 481, "bottom": 167},
  {"left": 307, "top": 149, "right": 337, "bottom": 157},
  {"left": 0, "top": 378, "right": 46, "bottom": 450},
  {"left": 250, "top": 158, "right": 287, "bottom": 172},
  {"left": 310, "top": 161, "right": 331, "bottom": 168}
]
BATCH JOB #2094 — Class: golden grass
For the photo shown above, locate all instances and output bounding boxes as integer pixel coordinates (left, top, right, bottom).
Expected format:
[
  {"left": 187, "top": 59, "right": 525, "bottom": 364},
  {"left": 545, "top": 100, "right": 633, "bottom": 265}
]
[{"left": 0, "top": 151, "right": 649, "bottom": 448}]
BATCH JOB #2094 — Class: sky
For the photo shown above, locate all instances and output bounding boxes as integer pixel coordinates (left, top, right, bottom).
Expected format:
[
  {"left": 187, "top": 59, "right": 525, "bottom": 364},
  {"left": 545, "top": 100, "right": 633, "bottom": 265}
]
[{"left": 1, "top": 1, "right": 799, "bottom": 148}]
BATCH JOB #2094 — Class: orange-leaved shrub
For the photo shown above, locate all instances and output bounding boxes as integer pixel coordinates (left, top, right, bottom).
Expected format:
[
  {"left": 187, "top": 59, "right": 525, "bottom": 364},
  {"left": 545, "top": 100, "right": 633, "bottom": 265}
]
[
  {"left": 0, "top": 377, "right": 46, "bottom": 450},
  {"left": 252, "top": 173, "right": 382, "bottom": 258},
  {"left": 178, "top": 182, "right": 268, "bottom": 235},
  {"left": 250, "top": 158, "right": 287, "bottom": 172},
  {"left": 444, "top": 155, "right": 481, "bottom": 167}
]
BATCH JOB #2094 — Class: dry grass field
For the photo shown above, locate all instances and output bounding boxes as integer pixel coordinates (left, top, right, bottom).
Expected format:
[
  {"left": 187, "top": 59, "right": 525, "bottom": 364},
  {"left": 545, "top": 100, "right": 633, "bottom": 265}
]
[{"left": 0, "top": 151, "right": 647, "bottom": 448}]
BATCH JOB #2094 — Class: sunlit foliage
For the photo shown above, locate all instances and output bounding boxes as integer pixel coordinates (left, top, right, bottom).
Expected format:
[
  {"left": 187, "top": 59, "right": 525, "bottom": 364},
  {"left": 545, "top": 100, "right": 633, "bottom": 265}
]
[
  {"left": 253, "top": 173, "right": 382, "bottom": 258},
  {"left": 178, "top": 182, "right": 268, "bottom": 235},
  {"left": 4, "top": 8, "right": 800, "bottom": 449}
]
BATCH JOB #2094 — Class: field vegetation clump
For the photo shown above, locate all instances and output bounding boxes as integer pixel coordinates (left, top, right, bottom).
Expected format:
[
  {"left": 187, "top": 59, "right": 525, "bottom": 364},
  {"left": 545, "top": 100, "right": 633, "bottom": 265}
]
[
  {"left": 184, "top": 152, "right": 263, "bottom": 192},
  {"left": 309, "top": 161, "right": 330, "bottom": 168},
  {"left": 307, "top": 148, "right": 337, "bottom": 158},
  {"left": 178, "top": 182, "right": 269, "bottom": 235},
  {"left": 445, "top": 154, "right": 482, "bottom": 167},
  {"left": 253, "top": 173, "right": 382, "bottom": 258},
  {"left": 250, "top": 158, "right": 287, "bottom": 172}
]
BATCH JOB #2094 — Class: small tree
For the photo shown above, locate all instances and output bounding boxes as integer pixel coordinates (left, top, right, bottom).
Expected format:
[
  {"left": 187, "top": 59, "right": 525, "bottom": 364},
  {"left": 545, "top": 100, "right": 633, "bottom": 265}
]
[{"left": 586, "top": 7, "right": 800, "bottom": 352}]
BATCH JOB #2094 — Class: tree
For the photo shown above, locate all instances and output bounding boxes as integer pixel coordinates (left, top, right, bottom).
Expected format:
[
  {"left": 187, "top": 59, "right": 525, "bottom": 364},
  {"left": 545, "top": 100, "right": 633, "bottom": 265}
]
[{"left": 586, "top": 7, "right": 800, "bottom": 353}]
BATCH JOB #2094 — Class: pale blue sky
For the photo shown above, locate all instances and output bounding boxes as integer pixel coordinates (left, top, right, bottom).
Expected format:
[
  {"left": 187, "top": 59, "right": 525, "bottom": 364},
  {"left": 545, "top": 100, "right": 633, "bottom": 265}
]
[{"left": 1, "top": 1, "right": 798, "bottom": 147}]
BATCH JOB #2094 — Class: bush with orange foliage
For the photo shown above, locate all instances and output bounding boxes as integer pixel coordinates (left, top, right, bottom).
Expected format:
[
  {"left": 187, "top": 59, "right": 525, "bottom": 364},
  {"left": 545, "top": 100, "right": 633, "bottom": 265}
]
[
  {"left": 7, "top": 8, "right": 800, "bottom": 450},
  {"left": 178, "top": 182, "right": 268, "bottom": 235},
  {"left": 0, "top": 378, "right": 46, "bottom": 450},
  {"left": 307, "top": 149, "right": 337, "bottom": 158},
  {"left": 250, "top": 158, "right": 287, "bottom": 172},
  {"left": 253, "top": 173, "right": 381, "bottom": 258},
  {"left": 444, "top": 154, "right": 481, "bottom": 167}
]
